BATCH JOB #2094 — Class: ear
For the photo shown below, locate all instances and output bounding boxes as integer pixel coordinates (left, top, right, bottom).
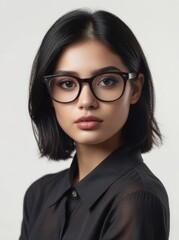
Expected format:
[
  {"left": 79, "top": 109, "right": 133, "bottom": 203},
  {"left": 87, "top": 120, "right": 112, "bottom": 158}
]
[{"left": 130, "top": 73, "right": 144, "bottom": 104}]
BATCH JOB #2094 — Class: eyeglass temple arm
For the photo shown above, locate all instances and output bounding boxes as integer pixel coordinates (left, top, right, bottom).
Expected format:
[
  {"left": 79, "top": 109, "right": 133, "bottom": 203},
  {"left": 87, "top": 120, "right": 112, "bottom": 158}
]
[{"left": 128, "top": 73, "right": 137, "bottom": 79}]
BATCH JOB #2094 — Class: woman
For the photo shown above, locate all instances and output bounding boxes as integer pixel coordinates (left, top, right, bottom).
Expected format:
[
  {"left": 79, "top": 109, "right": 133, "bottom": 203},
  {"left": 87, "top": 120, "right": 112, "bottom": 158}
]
[{"left": 19, "top": 9, "right": 170, "bottom": 240}]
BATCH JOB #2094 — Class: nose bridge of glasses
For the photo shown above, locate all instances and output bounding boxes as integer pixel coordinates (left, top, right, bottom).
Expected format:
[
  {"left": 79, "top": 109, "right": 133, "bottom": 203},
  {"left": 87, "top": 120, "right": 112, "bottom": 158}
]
[
  {"left": 77, "top": 76, "right": 97, "bottom": 100},
  {"left": 76, "top": 76, "right": 95, "bottom": 97},
  {"left": 77, "top": 75, "right": 94, "bottom": 85}
]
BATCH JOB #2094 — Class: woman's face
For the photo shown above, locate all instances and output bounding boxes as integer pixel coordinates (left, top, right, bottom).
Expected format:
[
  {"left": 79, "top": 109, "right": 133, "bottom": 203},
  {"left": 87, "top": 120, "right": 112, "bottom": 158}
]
[{"left": 52, "top": 39, "right": 143, "bottom": 148}]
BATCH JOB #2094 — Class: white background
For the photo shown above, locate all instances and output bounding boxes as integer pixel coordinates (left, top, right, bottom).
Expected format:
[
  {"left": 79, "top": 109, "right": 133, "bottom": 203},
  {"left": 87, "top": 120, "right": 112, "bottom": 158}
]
[{"left": 0, "top": 0, "right": 178, "bottom": 239}]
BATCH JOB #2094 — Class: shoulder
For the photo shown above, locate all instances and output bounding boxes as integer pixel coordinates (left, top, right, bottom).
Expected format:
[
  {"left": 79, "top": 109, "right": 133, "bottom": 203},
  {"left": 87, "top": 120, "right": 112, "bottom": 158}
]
[
  {"left": 101, "top": 190, "right": 170, "bottom": 240},
  {"left": 134, "top": 161, "right": 169, "bottom": 206},
  {"left": 26, "top": 168, "right": 68, "bottom": 194},
  {"left": 110, "top": 159, "right": 169, "bottom": 210},
  {"left": 101, "top": 154, "right": 170, "bottom": 239},
  {"left": 20, "top": 168, "right": 70, "bottom": 237},
  {"left": 23, "top": 168, "right": 68, "bottom": 211}
]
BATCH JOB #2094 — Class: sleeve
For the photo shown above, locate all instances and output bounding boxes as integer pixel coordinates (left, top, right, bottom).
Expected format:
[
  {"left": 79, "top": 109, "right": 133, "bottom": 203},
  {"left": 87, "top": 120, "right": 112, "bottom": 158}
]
[
  {"left": 19, "top": 186, "right": 34, "bottom": 240},
  {"left": 99, "top": 191, "right": 169, "bottom": 240}
]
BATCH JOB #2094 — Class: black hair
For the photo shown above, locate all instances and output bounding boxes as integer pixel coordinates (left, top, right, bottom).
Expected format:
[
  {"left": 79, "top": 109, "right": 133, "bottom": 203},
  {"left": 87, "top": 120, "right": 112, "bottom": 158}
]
[{"left": 29, "top": 9, "right": 162, "bottom": 160}]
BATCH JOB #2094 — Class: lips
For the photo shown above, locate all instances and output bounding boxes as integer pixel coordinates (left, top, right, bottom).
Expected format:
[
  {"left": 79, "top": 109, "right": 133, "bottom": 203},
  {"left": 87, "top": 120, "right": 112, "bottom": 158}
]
[{"left": 74, "top": 116, "right": 103, "bottom": 130}]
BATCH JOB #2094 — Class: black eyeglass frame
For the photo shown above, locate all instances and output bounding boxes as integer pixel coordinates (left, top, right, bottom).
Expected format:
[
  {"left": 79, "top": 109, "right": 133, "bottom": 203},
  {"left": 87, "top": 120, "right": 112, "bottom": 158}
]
[{"left": 43, "top": 71, "right": 137, "bottom": 103}]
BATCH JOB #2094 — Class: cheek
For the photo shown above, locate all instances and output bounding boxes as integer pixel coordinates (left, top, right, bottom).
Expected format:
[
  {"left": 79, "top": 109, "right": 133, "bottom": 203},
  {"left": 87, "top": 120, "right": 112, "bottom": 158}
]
[
  {"left": 114, "top": 107, "right": 130, "bottom": 125},
  {"left": 52, "top": 103, "right": 70, "bottom": 129},
  {"left": 105, "top": 97, "right": 131, "bottom": 130}
]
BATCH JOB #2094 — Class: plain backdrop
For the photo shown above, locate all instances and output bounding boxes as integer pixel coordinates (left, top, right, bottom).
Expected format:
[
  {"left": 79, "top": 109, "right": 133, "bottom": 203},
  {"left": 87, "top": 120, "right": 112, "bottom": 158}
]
[{"left": 0, "top": 0, "right": 178, "bottom": 239}]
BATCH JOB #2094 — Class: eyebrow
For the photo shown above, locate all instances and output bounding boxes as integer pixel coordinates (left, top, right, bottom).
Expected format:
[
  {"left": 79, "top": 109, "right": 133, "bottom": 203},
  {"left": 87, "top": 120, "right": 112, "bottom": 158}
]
[{"left": 53, "top": 66, "right": 122, "bottom": 77}]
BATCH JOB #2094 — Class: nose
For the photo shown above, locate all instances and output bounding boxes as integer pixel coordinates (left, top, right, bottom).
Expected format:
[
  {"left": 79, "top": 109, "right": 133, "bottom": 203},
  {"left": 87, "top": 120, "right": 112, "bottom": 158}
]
[{"left": 77, "top": 84, "right": 99, "bottom": 110}]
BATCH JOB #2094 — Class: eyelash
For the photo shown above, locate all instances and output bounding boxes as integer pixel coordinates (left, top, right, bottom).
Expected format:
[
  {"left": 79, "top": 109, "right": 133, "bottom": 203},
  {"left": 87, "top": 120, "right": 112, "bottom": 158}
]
[
  {"left": 57, "top": 80, "right": 77, "bottom": 89},
  {"left": 98, "top": 78, "right": 119, "bottom": 87}
]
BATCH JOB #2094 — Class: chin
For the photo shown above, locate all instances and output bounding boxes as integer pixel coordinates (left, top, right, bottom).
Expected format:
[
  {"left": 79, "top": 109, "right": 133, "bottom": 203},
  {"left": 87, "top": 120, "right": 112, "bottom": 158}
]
[
  {"left": 73, "top": 135, "right": 117, "bottom": 146},
  {"left": 73, "top": 135, "right": 106, "bottom": 145}
]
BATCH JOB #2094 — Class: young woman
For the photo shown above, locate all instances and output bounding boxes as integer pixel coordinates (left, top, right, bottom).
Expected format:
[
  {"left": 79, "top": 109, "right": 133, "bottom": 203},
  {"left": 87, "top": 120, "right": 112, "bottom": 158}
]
[{"left": 19, "top": 9, "right": 170, "bottom": 240}]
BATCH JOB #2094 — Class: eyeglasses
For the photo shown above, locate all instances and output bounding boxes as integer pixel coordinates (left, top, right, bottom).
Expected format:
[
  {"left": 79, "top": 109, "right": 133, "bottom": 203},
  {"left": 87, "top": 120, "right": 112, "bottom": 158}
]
[{"left": 43, "top": 71, "right": 137, "bottom": 103}]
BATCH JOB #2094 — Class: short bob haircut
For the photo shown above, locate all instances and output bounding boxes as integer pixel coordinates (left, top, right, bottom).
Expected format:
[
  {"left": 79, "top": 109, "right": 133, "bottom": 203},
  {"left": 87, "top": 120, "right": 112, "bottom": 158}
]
[{"left": 29, "top": 9, "right": 162, "bottom": 161}]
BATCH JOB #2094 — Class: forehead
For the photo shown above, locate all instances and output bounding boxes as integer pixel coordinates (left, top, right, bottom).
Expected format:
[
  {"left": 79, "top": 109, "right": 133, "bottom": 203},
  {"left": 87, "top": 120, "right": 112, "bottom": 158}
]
[{"left": 54, "top": 39, "right": 129, "bottom": 77}]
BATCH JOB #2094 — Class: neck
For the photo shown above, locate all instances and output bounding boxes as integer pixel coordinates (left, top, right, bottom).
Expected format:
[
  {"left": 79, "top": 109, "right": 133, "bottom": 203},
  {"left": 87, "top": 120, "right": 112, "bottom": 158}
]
[{"left": 75, "top": 137, "right": 121, "bottom": 183}]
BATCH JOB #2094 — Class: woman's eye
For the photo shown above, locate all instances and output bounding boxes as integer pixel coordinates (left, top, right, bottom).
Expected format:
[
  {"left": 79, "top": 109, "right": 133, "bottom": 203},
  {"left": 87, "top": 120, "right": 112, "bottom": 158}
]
[
  {"left": 99, "top": 77, "right": 118, "bottom": 87},
  {"left": 57, "top": 79, "right": 76, "bottom": 89}
]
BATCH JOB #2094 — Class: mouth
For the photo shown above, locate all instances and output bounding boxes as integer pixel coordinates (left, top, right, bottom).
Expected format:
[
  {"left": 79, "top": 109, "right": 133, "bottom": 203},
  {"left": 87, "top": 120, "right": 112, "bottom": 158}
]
[{"left": 74, "top": 116, "right": 103, "bottom": 130}]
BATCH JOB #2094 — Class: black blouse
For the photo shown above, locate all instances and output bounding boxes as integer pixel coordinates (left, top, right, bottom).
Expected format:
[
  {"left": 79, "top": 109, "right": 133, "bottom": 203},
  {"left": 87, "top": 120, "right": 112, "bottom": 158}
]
[{"left": 19, "top": 146, "right": 170, "bottom": 240}]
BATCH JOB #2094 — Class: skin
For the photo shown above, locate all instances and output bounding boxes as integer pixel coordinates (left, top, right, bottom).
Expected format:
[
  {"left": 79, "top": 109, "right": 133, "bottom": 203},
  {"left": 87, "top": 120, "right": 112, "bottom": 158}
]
[{"left": 53, "top": 39, "right": 144, "bottom": 182}]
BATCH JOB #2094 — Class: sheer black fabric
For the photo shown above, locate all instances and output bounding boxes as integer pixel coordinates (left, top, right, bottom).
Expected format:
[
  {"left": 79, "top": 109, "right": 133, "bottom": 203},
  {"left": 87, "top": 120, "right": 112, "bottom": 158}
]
[{"left": 19, "top": 146, "right": 170, "bottom": 240}]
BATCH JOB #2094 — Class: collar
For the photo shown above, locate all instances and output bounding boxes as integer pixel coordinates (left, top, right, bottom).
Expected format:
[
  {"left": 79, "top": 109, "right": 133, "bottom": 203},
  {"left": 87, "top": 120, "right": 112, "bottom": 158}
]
[{"left": 47, "top": 145, "right": 143, "bottom": 209}]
